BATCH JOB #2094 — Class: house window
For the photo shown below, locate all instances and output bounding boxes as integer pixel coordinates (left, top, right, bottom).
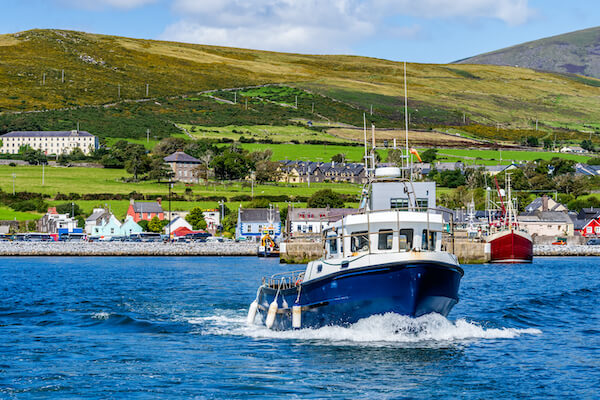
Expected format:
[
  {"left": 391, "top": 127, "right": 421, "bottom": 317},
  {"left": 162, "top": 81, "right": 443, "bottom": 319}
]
[
  {"left": 147, "top": 213, "right": 151, "bottom": 219},
  {"left": 246, "top": 225, "right": 251, "bottom": 233},
  {"left": 378, "top": 229, "right": 393, "bottom": 250},
  {"left": 110, "top": 228, "right": 114, "bottom": 234},
  {"left": 587, "top": 227, "right": 592, "bottom": 233}
]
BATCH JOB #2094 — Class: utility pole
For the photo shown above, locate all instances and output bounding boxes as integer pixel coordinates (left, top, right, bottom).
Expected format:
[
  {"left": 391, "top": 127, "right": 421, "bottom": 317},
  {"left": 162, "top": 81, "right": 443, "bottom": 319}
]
[
  {"left": 146, "top": 83, "right": 149, "bottom": 97},
  {"left": 42, "top": 73, "right": 46, "bottom": 85},
  {"left": 234, "top": 92, "right": 237, "bottom": 104},
  {"left": 535, "top": 118, "right": 538, "bottom": 131},
  {"left": 295, "top": 96, "right": 298, "bottom": 108},
  {"left": 370, "top": 104, "right": 373, "bottom": 115},
  {"left": 12, "top": 173, "right": 16, "bottom": 195},
  {"left": 61, "top": 69, "right": 64, "bottom": 83},
  {"left": 245, "top": 98, "right": 248, "bottom": 110},
  {"left": 312, "top": 102, "right": 314, "bottom": 113},
  {"left": 42, "top": 163, "right": 45, "bottom": 186},
  {"left": 118, "top": 84, "right": 121, "bottom": 99},
  {"left": 146, "top": 129, "right": 150, "bottom": 144},
  {"left": 463, "top": 112, "right": 466, "bottom": 125}
]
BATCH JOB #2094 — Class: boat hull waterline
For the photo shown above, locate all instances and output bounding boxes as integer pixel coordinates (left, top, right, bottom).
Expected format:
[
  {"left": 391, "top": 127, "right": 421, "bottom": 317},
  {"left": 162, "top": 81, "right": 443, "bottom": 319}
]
[
  {"left": 254, "top": 262, "right": 463, "bottom": 330},
  {"left": 488, "top": 230, "right": 533, "bottom": 264}
]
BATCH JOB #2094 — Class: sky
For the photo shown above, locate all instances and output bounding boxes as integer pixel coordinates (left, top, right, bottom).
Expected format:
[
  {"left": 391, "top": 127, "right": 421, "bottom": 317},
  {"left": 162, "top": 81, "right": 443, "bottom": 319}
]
[{"left": 0, "top": 0, "right": 598, "bottom": 63}]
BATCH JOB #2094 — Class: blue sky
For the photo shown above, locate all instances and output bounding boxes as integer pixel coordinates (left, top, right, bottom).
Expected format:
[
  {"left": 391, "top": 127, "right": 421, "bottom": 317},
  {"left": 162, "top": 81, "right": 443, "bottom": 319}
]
[{"left": 1, "top": 0, "right": 598, "bottom": 63}]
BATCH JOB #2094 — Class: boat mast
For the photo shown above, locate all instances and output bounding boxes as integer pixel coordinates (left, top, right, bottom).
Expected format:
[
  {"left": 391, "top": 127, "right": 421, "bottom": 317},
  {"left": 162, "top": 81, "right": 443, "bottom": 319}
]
[{"left": 404, "top": 61, "right": 410, "bottom": 180}]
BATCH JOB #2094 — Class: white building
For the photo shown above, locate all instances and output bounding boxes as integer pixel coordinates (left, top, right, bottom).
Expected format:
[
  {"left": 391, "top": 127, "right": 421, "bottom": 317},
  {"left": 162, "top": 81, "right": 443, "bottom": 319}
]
[
  {"left": 163, "top": 216, "right": 193, "bottom": 234},
  {"left": 0, "top": 130, "right": 98, "bottom": 155},
  {"left": 287, "top": 208, "right": 356, "bottom": 235}
]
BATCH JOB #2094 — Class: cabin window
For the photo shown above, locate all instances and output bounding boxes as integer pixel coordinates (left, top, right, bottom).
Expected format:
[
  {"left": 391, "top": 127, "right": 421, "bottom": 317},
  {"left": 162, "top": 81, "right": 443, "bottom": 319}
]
[
  {"left": 378, "top": 229, "right": 393, "bottom": 250},
  {"left": 328, "top": 238, "right": 338, "bottom": 254},
  {"left": 391, "top": 198, "right": 409, "bottom": 210},
  {"left": 399, "top": 229, "right": 413, "bottom": 250},
  {"left": 416, "top": 198, "right": 428, "bottom": 210},
  {"left": 351, "top": 231, "right": 369, "bottom": 253},
  {"left": 422, "top": 230, "right": 437, "bottom": 250}
]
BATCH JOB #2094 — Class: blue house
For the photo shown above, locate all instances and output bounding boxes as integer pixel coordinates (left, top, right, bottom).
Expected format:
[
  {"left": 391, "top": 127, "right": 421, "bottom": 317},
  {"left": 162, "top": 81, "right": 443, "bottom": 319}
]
[
  {"left": 120, "top": 216, "right": 143, "bottom": 236},
  {"left": 91, "top": 214, "right": 122, "bottom": 238},
  {"left": 236, "top": 207, "right": 281, "bottom": 241}
]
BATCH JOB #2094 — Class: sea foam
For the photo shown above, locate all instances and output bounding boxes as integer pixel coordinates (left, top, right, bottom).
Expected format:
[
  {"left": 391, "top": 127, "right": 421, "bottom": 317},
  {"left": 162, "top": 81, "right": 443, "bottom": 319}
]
[{"left": 189, "top": 311, "right": 541, "bottom": 346}]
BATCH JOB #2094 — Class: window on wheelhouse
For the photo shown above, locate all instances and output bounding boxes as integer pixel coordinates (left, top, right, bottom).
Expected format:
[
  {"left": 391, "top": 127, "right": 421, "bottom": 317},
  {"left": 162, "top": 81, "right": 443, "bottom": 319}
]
[
  {"left": 328, "top": 236, "right": 338, "bottom": 255},
  {"left": 421, "top": 230, "right": 437, "bottom": 250},
  {"left": 390, "top": 198, "right": 409, "bottom": 210},
  {"left": 351, "top": 231, "right": 369, "bottom": 253},
  {"left": 416, "top": 198, "right": 428, "bottom": 211},
  {"left": 378, "top": 229, "right": 393, "bottom": 250},
  {"left": 399, "top": 229, "right": 413, "bottom": 251}
]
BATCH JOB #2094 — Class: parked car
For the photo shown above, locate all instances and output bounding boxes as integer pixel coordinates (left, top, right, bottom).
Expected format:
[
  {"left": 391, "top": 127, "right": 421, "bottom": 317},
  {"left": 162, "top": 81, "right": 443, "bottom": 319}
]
[
  {"left": 206, "top": 236, "right": 224, "bottom": 243},
  {"left": 130, "top": 232, "right": 163, "bottom": 242},
  {"left": 552, "top": 238, "right": 567, "bottom": 245},
  {"left": 186, "top": 232, "right": 211, "bottom": 242},
  {"left": 586, "top": 238, "right": 600, "bottom": 246},
  {"left": 25, "top": 233, "right": 53, "bottom": 242}
]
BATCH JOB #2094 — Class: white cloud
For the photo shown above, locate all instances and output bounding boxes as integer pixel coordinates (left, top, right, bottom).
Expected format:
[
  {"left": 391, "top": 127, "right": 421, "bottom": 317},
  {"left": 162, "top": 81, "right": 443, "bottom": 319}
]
[
  {"left": 58, "top": 0, "right": 157, "bottom": 10},
  {"left": 159, "top": 0, "right": 535, "bottom": 52}
]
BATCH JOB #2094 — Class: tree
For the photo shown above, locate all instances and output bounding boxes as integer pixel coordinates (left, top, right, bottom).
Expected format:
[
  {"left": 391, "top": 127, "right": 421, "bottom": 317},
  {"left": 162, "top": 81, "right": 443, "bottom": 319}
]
[
  {"left": 581, "top": 139, "right": 595, "bottom": 152},
  {"left": 211, "top": 145, "right": 253, "bottom": 180},
  {"left": 147, "top": 156, "right": 173, "bottom": 181},
  {"left": 254, "top": 160, "right": 282, "bottom": 183},
  {"left": 138, "top": 220, "right": 149, "bottom": 232},
  {"left": 250, "top": 149, "right": 273, "bottom": 164},
  {"left": 387, "top": 149, "right": 403, "bottom": 164},
  {"left": 55, "top": 202, "right": 82, "bottom": 217},
  {"left": 435, "top": 170, "right": 466, "bottom": 188},
  {"left": 463, "top": 167, "right": 486, "bottom": 189},
  {"left": 331, "top": 153, "right": 346, "bottom": 163},
  {"left": 147, "top": 216, "right": 166, "bottom": 233},
  {"left": 307, "top": 189, "right": 344, "bottom": 208},
  {"left": 588, "top": 157, "right": 600, "bottom": 165},
  {"left": 19, "top": 145, "right": 46, "bottom": 165},
  {"left": 185, "top": 207, "right": 207, "bottom": 230},
  {"left": 420, "top": 149, "right": 438, "bottom": 163},
  {"left": 153, "top": 137, "right": 188, "bottom": 157},
  {"left": 124, "top": 144, "right": 150, "bottom": 181}
]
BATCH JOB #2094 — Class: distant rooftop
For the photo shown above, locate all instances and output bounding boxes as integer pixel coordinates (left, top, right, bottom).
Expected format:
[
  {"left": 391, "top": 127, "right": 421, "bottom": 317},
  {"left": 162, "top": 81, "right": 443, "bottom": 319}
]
[
  {"left": 164, "top": 151, "right": 201, "bottom": 163},
  {"left": 1, "top": 130, "right": 95, "bottom": 138}
]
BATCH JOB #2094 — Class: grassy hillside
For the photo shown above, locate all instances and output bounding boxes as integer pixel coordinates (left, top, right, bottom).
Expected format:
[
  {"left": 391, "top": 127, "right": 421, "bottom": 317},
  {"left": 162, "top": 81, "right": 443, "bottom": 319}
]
[
  {"left": 1, "top": 28, "right": 600, "bottom": 139},
  {"left": 455, "top": 26, "right": 600, "bottom": 79}
]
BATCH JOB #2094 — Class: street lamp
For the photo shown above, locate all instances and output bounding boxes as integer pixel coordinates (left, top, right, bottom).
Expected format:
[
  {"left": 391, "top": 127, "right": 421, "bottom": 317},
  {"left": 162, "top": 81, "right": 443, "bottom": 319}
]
[{"left": 162, "top": 180, "right": 176, "bottom": 242}]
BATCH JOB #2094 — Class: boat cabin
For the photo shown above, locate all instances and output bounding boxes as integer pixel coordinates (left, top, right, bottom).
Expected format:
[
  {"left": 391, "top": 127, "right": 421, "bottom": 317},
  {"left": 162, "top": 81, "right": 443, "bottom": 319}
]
[{"left": 323, "top": 210, "right": 444, "bottom": 260}]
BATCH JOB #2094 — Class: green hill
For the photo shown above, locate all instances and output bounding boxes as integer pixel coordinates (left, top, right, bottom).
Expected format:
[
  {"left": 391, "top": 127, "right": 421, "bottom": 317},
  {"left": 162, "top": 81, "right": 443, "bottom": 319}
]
[
  {"left": 1, "top": 29, "right": 600, "bottom": 143},
  {"left": 455, "top": 26, "right": 600, "bottom": 79}
]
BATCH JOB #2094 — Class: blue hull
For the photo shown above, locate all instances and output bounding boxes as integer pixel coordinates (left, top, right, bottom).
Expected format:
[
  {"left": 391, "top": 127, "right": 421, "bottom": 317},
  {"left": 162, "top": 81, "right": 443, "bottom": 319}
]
[{"left": 256, "top": 262, "right": 463, "bottom": 330}]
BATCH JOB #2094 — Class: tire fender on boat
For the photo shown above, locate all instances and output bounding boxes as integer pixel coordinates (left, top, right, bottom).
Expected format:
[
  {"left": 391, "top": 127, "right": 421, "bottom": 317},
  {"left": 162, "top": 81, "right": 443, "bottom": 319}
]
[
  {"left": 246, "top": 300, "right": 258, "bottom": 325},
  {"left": 292, "top": 304, "right": 302, "bottom": 329},
  {"left": 265, "top": 300, "right": 278, "bottom": 329}
]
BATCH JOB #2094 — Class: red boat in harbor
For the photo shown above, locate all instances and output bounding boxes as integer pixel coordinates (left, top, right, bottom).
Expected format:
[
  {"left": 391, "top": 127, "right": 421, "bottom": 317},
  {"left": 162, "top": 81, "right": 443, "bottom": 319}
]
[
  {"left": 485, "top": 175, "right": 533, "bottom": 263},
  {"left": 487, "top": 229, "right": 533, "bottom": 263}
]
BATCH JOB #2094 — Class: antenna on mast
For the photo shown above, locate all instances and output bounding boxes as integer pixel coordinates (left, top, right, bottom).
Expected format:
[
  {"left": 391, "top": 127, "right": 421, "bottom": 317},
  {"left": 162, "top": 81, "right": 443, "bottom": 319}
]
[
  {"left": 371, "top": 123, "right": 376, "bottom": 170},
  {"left": 363, "top": 113, "right": 368, "bottom": 169},
  {"left": 404, "top": 62, "right": 410, "bottom": 177}
]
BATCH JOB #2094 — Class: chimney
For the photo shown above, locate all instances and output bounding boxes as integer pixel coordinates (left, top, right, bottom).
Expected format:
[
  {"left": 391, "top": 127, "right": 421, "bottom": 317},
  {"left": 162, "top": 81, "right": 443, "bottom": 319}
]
[
  {"left": 542, "top": 195, "right": 548, "bottom": 212},
  {"left": 157, "top": 197, "right": 162, "bottom": 206}
]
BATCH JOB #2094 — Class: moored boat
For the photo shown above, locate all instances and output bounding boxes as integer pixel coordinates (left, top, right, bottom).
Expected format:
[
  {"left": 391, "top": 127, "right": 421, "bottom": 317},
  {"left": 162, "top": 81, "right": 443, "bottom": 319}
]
[{"left": 485, "top": 174, "right": 533, "bottom": 263}]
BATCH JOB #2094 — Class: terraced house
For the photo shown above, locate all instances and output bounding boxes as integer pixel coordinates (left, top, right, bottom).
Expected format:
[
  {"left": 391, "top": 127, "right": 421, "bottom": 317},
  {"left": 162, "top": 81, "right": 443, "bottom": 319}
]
[{"left": 0, "top": 130, "right": 98, "bottom": 155}]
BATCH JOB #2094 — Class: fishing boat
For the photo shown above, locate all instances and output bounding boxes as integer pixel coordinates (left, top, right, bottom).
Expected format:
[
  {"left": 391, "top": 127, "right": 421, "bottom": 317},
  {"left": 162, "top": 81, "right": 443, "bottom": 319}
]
[
  {"left": 247, "top": 167, "right": 463, "bottom": 330},
  {"left": 486, "top": 175, "right": 533, "bottom": 263},
  {"left": 258, "top": 228, "right": 280, "bottom": 258}
]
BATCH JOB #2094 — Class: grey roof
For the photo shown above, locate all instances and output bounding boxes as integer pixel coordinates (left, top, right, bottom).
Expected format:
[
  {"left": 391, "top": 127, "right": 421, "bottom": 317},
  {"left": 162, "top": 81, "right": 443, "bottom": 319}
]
[
  {"left": 86, "top": 209, "right": 108, "bottom": 222},
  {"left": 239, "top": 208, "right": 280, "bottom": 223},
  {"left": 132, "top": 201, "right": 163, "bottom": 213},
  {"left": 164, "top": 151, "right": 201, "bottom": 163},
  {"left": 575, "top": 163, "right": 600, "bottom": 176},
  {"left": 519, "top": 211, "right": 574, "bottom": 223},
  {"left": 524, "top": 197, "right": 566, "bottom": 213},
  {"left": 1, "top": 130, "right": 94, "bottom": 138},
  {"left": 289, "top": 208, "right": 356, "bottom": 222}
]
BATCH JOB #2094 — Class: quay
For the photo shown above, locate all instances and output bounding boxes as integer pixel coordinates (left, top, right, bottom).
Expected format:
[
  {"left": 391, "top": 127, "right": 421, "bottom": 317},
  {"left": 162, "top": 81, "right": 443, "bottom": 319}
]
[{"left": 0, "top": 242, "right": 257, "bottom": 257}]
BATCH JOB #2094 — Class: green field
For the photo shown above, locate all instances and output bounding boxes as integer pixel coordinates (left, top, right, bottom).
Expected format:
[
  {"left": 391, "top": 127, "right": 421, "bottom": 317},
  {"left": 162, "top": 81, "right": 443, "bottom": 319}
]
[
  {"left": 183, "top": 124, "right": 351, "bottom": 144},
  {"left": 435, "top": 149, "right": 592, "bottom": 165},
  {"left": 0, "top": 164, "right": 361, "bottom": 198},
  {"left": 0, "top": 206, "right": 41, "bottom": 221},
  {"left": 233, "top": 143, "right": 377, "bottom": 162}
]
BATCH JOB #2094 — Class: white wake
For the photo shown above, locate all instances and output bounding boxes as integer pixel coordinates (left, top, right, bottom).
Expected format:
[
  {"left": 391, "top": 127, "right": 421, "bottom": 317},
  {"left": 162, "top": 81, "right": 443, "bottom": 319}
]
[{"left": 188, "top": 311, "right": 541, "bottom": 345}]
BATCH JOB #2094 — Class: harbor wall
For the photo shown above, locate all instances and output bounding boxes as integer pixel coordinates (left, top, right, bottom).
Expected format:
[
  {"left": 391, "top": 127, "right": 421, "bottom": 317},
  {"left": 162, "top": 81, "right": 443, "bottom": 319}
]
[
  {"left": 0, "top": 242, "right": 257, "bottom": 256},
  {"left": 280, "top": 241, "right": 322, "bottom": 264}
]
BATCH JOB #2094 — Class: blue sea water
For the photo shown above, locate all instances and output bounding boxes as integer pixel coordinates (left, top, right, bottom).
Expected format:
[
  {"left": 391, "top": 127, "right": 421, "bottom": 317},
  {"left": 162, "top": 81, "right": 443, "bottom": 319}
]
[{"left": 0, "top": 256, "right": 598, "bottom": 399}]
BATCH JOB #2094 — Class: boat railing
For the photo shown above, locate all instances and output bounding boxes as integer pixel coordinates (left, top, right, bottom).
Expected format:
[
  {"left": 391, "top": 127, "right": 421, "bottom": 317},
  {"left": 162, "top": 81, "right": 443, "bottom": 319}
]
[
  {"left": 320, "top": 207, "right": 456, "bottom": 258},
  {"left": 263, "top": 270, "right": 305, "bottom": 290}
]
